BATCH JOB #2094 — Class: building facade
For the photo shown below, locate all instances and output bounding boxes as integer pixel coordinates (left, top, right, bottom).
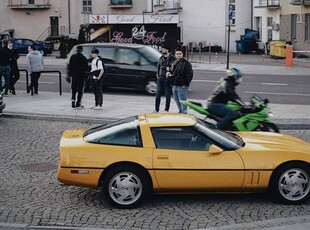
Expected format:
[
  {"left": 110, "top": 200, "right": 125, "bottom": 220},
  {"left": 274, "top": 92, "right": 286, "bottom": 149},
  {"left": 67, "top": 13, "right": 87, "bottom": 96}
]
[{"left": 1, "top": 0, "right": 254, "bottom": 53}]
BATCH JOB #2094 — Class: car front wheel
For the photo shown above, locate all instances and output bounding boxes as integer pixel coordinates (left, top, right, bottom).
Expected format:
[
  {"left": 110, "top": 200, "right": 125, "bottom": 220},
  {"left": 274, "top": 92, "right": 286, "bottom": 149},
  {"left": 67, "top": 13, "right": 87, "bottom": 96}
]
[
  {"left": 269, "top": 163, "right": 310, "bottom": 204},
  {"left": 102, "top": 165, "right": 150, "bottom": 209},
  {"left": 145, "top": 79, "right": 157, "bottom": 95}
]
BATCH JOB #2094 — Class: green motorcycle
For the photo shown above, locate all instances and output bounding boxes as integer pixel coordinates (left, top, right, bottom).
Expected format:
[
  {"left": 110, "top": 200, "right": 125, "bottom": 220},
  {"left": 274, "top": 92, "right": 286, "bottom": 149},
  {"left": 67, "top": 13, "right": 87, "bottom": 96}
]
[{"left": 182, "top": 95, "right": 280, "bottom": 132}]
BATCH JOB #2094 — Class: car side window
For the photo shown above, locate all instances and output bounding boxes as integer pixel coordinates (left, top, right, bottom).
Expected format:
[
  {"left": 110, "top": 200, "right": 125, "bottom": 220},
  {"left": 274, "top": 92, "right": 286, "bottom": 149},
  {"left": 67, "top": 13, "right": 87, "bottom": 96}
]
[
  {"left": 151, "top": 127, "right": 212, "bottom": 151},
  {"left": 117, "top": 48, "right": 140, "bottom": 65},
  {"left": 24, "top": 39, "right": 33, "bottom": 46},
  {"left": 84, "top": 119, "right": 142, "bottom": 147},
  {"left": 98, "top": 47, "right": 116, "bottom": 64}
]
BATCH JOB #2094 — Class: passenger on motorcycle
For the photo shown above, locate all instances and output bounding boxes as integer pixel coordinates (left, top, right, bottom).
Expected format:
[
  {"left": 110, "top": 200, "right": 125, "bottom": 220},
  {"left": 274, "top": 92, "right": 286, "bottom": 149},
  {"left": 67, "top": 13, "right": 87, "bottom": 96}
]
[{"left": 207, "top": 68, "right": 247, "bottom": 130}]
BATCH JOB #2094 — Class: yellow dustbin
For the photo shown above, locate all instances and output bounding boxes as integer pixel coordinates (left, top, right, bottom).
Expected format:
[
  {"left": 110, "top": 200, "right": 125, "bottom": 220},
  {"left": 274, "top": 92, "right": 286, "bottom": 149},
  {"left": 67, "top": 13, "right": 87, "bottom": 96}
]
[
  {"left": 269, "top": 41, "right": 278, "bottom": 57},
  {"left": 274, "top": 42, "right": 286, "bottom": 58}
]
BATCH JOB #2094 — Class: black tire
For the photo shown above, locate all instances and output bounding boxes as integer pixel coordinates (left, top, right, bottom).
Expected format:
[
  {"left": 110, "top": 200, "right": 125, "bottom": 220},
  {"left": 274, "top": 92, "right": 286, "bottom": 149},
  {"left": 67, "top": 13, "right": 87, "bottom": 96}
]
[
  {"left": 259, "top": 122, "right": 280, "bottom": 133},
  {"left": 269, "top": 162, "right": 310, "bottom": 204},
  {"left": 102, "top": 165, "right": 151, "bottom": 209},
  {"left": 145, "top": 78, "right": 157, "bottom": 95}
]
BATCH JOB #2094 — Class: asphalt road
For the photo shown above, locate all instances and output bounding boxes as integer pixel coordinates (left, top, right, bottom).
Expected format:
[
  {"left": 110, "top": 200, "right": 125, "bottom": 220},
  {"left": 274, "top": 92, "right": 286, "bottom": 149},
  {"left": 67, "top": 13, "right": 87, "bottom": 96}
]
[
  {"left": 14, "top": 66, "right": 310, "bottom": 105},
  {"left": 1, "top": 117, "right": 310, "bottom": 230}
]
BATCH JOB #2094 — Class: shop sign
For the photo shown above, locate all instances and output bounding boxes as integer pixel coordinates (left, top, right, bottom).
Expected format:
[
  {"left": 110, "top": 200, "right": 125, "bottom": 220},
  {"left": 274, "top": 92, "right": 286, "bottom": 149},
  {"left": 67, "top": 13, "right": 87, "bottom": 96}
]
[
  {"left": 108, "top": 15, "right": 143, "bottom": 24},
  {"left": 144, "top": 14, "right": 179, "bottom": 24},
  {"left": 89, "top": 15, "right": 108, "bottom": 24}
]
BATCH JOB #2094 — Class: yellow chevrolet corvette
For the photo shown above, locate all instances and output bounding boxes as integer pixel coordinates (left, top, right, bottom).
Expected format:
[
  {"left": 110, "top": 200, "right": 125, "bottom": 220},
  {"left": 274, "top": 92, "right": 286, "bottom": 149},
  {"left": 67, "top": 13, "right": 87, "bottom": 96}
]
[{"left": 57, "top": 113, "right": 310, "bottom": 208}]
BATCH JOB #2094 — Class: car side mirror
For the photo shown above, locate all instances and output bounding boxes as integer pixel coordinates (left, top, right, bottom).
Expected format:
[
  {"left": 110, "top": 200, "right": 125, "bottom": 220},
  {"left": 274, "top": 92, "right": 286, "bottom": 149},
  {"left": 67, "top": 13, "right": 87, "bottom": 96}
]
[{"left": 208, "top": 145, "right": 223, "bottom": 154}]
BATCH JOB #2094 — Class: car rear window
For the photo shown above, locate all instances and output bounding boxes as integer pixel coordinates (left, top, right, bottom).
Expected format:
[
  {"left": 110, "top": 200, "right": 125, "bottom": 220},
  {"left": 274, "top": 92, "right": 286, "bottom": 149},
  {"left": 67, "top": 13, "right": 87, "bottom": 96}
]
[{"left": 84, "top": 116, "right": 142, "bottom": 147}]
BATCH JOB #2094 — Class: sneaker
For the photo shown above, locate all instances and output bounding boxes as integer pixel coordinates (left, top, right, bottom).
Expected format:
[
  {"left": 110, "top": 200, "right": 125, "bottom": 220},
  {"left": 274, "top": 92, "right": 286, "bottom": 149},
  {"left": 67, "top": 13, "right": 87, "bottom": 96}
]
[
  {"left": 152, "top": 110, "right": 159, "bottom": 113},
  {"left": 93, "top": 105, "right": 103, "bottom": 110},
  {"left": 164, "top": 110, "right": 169, "bottom": 113},
  {"left": 71, "top": 100, "right": 76, "bottom": 108},
  {"left": 9, "top": 89, "right": 15, "bottom": 95},
  {"left": 76, "top": 104, "right": 84, "bottom": 109},
  {"left": 90, "top": 105, "right": 97, "bottom": 109}
]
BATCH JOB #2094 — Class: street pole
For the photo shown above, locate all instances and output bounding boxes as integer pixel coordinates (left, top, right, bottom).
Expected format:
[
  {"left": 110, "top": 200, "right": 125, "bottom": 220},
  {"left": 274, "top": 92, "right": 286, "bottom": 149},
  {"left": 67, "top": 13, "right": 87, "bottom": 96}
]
[
  {"left": 227, "top": 3, "right": 233, "bottom": 69},
  {"left": 226, "top": 23, "right": 231, "bottom": 69}
]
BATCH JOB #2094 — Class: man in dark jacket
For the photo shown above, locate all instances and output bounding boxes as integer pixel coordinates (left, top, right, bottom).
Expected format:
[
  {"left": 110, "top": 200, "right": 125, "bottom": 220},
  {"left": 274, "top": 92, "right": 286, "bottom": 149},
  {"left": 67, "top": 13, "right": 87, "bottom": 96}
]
[
  {"left": 207, "top": 68, "right": 245, "bottom": 130},
  {"left": 154, "top": 44, "right": 176, "bottom": 112},
  {"left": 0, "top": 39, "right": 14, "bottom": 95},
  {"left": 8, "top": 41, "right": 20, "bottom": 95},
  {"left": 167, "top": 47, "right": 193, "bottom": 114},
  {"left": 69, "top": 45, "right": 89, "bottom": 108}
]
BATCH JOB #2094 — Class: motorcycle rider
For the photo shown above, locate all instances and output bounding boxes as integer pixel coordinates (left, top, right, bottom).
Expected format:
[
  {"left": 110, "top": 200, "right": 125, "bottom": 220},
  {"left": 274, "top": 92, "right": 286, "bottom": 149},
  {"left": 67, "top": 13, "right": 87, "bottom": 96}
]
[{"left": 207, "top": 68, "right": 247, "bottom": 130}]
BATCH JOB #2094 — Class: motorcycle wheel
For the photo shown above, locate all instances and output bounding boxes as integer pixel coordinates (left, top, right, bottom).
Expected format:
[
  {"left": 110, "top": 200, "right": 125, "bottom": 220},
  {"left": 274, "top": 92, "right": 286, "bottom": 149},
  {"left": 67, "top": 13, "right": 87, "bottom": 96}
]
[{"left": 259, "top": 122, "right": 280, "bottom": 133}]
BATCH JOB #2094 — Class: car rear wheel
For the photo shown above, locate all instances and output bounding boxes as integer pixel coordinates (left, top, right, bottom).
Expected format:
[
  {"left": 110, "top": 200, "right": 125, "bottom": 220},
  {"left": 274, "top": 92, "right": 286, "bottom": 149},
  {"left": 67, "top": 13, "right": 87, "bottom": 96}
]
[
  {"left": 102, "top": 165, "right": 150, "bottom": 209},
  {"left": 145, "top": 79, "right": 157, "bottom": 95},
  {"left": 269, "top": 163, "right": 310, "bottom": 204}
]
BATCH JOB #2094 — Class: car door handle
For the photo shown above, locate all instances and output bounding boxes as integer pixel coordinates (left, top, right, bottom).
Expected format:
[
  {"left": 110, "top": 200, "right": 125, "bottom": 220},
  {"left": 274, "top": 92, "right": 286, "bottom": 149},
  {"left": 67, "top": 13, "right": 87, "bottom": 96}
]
[{"left": 157, "top": 155, "right": 169, "bottom": 160}]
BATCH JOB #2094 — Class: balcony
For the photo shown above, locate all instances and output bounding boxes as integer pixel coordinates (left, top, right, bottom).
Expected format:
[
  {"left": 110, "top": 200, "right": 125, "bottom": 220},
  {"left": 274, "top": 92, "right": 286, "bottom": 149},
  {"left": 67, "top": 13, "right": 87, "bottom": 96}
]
[
  {"left": 291, "top": 0, "right": 310, "bottom": 6},
  {"left": 8, "top": 0, "right": 51, "bottom": 9},
  {"left": 109, "top": 0, "right": 132, "bottom": 8},
  {"left": 256, "top": 0, "right": 280, "bottom": 9},
  {"left": 291, "top": 0, "right": 303, "bottom": 5}
]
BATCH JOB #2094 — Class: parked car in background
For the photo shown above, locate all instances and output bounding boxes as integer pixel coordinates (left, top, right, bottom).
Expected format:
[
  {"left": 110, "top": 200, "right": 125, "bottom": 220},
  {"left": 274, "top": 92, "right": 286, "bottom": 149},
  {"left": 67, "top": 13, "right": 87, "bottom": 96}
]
[
  {"left": 67, "top": 43, "right": 161, "bottom": 95},
  {"left": 11, "top": 38, "right": 53, "bottom": 56},
  {"left": 0, "top": 93, "right": 5, "bottom": 116}
]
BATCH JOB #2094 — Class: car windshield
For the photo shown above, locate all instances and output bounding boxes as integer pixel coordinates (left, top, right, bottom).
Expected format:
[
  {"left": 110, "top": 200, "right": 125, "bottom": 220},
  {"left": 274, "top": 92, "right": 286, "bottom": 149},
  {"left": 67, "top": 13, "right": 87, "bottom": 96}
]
[
  {"left": 138, "top": 46, "right": 161, "bottom": 64},
  {"left": 195, "top": 119, "right": 243, "bottom": 149}
]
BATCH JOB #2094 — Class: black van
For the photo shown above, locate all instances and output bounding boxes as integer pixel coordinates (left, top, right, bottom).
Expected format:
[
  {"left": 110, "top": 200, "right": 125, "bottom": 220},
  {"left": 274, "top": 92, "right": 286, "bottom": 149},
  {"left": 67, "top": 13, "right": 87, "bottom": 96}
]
[{"left": 67, "top": 43, "right": 161, "bottom": 95}]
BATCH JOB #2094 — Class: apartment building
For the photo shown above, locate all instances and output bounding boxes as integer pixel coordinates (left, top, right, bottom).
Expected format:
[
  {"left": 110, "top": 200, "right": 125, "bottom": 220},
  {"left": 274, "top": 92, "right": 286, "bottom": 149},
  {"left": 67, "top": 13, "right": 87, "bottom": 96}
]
[
  {"left": 280, "top": 0, "right": 310, "bottom": 51},
  {"left": 0, "top": 0, "right": 253, "bottom": 52}
]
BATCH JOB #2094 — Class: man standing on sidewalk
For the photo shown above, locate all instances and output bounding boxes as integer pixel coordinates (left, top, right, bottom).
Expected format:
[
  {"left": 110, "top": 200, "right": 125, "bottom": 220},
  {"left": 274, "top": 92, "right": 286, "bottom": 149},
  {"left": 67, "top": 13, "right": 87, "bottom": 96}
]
[
  {"left": 89, "top": 48, "right": 104, "bottom": 110},
  {"left": 154, "top": 44, "right": 176, "bottom": 113},
  {"left": 26, "top": 45, "right": 44, "bottom": 95},
  {"left": 0, "top": 39, "right": 14, "bottom": 95},
  {"left": 167, "top": 47, "right": 193, "bottom": 114},
  {"left": 69, "top": 45, "right": 88, "bottom": 108}
]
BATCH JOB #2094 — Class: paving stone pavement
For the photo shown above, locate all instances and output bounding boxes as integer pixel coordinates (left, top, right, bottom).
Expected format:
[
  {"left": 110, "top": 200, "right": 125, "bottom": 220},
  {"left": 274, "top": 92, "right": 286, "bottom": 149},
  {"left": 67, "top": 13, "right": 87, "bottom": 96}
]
[{"left": 1, "top": 118, "right": 310, "bottom": 230}]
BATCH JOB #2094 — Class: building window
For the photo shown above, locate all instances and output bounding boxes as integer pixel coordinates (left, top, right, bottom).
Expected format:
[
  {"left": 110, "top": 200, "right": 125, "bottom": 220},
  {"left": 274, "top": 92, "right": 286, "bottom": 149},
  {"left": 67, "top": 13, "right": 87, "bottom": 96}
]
[
  {"left": 82, "top": 0, "right": 92, "bottom": 13},
  {"left": 110, "top": 0, "right": 132, "bottom": 5},
  {"left": 306, "top": 14, "right": 310, "bottom": 41},
  {"left": 29, "top": 0, "right": 35, "bottom": 4},
  {"left": 267, "top": 17, "right": 273, "bottom": 27},
  {"left": 154, "top": 0, "right": 165, "bottom": 5},
  {"left": 291, "top": 14, "right": 297, "bottom": 41}
]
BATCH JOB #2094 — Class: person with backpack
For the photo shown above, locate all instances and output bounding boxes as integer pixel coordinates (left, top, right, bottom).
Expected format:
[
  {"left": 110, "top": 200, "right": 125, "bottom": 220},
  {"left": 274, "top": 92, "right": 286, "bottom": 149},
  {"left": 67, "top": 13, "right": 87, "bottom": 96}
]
[
  {"left": 89, "top": 48, "right": 104, "bottom": 110},
  {"left": 69, "top": 45, "right": 88, "bottom": 108}
]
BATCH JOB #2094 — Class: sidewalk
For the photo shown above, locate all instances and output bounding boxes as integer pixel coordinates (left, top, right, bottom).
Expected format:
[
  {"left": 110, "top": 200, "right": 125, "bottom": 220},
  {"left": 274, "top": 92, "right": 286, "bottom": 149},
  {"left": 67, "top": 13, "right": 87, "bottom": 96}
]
[
  {"left": 4, "top": 51, "right": 309, "bottom": 124},
  {"left": 3, "top": 90, "right": 310, "bottom": 124}
]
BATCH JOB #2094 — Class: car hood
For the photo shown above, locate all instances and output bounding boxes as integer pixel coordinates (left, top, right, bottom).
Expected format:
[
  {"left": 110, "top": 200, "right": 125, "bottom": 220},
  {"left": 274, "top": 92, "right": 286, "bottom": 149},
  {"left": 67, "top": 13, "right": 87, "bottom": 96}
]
[{"left": 236, "top": 131, "right": 310, "bottom": 152}]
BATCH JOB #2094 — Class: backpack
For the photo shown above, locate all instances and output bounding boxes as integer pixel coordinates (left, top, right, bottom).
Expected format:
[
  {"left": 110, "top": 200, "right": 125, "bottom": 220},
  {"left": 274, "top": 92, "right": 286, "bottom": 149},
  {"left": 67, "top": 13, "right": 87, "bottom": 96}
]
[{"left": 96, "top": 57, "right": 107, "bottom": 77}]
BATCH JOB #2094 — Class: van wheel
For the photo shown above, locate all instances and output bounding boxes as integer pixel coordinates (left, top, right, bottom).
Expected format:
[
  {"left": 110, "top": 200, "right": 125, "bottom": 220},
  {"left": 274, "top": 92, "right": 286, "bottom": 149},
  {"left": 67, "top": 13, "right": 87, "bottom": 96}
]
[{"left": 145, "top": 79, "right": 157, "bottom": 95}]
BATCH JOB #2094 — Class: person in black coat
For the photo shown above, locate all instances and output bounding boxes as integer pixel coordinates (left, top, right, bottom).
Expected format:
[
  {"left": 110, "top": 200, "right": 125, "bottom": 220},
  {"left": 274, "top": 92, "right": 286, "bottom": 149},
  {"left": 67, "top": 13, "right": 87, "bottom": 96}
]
[
  {"left": 8, "top": 42, "right": 20, "bottom": 95},
  {"left": 69, "top": 45, "right": 89, "bottom": 108},
  {"left": 166, "top": 47, "right": 193, "bottom": 114}
]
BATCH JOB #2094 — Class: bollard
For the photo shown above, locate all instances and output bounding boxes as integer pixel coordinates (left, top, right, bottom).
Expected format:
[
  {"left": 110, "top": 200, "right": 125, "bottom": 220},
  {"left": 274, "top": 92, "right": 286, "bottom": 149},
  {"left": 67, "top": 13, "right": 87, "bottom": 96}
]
[
  {"left": 286, "top": 45, "right": 293, "bottom": 67},
  {"left": 208, "top": 43, "right": 211, "bottom": 64}
]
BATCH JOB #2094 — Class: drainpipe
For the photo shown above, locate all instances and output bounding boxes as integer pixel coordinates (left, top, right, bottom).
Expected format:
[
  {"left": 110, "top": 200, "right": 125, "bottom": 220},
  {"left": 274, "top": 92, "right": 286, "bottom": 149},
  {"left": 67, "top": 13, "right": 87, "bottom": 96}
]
[
  {"left": 68, "top": 0, "right": 71, "bottom": 34},
  {"left": 251, "top": 0, "right": 253, "bottom": 29}
]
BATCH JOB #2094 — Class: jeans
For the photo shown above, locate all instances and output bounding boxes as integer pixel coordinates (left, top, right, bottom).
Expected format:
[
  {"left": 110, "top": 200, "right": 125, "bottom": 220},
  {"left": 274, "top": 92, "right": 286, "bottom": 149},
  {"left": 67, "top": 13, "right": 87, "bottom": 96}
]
[
  {"left": 155, "top": 77, "right": 172, "bottom": 112},
  {"left": 29, "top": 72, "right": 42, "bottom": 93},
  {"left": 71, "top": 77, "right": 84, "bottom": 106},
  {"left": 207, "top": 103, "right": 238, "bottom": 130},
  {"left": 172, "top": 85, "right": 189, "bottom": 114},
  {"left": 92, "top": 79, "right": 103, "bottom": 106},
  {"left": 0, "top": 65, "right": 11, "bottom": 93}
]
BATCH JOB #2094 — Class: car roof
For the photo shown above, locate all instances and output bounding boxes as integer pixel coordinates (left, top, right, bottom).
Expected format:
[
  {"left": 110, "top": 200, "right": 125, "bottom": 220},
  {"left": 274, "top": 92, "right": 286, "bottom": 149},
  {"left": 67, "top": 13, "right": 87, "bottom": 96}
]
[
  {"left": 141, "top": 113, "right": 197, "bottom": 127},
  {"left": 75, "top": 43, "right": 149, "bottom": 49}
]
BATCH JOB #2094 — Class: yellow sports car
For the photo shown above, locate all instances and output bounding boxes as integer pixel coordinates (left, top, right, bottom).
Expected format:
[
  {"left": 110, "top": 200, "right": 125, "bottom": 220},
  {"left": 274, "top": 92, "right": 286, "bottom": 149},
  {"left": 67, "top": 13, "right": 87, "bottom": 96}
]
[{"left": 57, "top": 113, "right": 310, "bottom": 208}]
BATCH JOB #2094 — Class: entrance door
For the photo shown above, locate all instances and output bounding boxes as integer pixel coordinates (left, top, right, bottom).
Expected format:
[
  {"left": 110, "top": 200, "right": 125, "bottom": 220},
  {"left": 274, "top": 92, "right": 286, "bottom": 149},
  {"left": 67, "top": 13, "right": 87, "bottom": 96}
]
[{"left": 50, "top": 17, "right": 59, "bottom": 36}]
